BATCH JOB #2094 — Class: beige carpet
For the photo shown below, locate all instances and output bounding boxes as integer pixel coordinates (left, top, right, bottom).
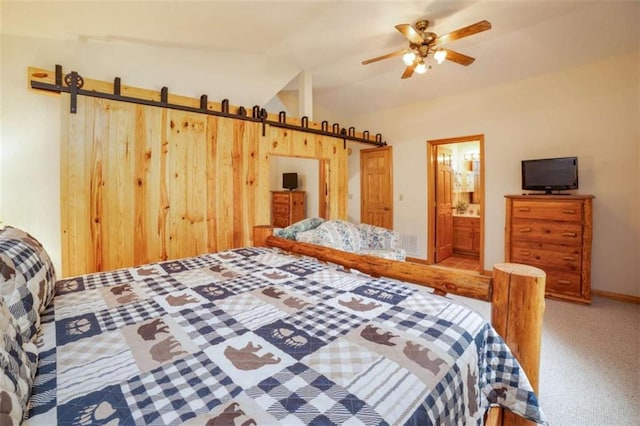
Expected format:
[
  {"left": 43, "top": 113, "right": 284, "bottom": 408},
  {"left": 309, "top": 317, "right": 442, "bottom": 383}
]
[{"left": 453, "top": 295, "right": 640, "bottom": 425}]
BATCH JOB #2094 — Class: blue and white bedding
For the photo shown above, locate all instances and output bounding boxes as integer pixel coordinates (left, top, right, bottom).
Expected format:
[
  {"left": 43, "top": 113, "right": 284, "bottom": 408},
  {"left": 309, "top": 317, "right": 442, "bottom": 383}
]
[{"left": 25, "top": 247, "right": 546, "bottom": 425}]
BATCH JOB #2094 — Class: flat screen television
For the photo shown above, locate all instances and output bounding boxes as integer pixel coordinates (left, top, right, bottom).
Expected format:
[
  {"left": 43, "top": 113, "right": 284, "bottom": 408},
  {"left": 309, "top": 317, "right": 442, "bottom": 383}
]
[
  {"left": 521, "top": 156, "right": 578, "bottom": 194},
  {"left": 282, "top": 172, "right": 298, "bottom": 190}
]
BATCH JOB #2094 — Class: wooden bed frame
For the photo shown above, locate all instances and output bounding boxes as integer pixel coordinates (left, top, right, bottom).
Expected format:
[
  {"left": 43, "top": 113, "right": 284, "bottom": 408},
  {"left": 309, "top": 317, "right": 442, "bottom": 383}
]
[{"left": 253, "top": 225, "right": 545, "bottom": 426}]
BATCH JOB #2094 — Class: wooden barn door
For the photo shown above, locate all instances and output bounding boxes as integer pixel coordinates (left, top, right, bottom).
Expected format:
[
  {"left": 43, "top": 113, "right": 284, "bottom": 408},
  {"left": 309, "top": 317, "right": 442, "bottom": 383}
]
[
  {"left": 60, "top": 95, "right": 262, "bottom": 276},
  {"left": 60, "top": 93, "right": 350, "bottom": 277}
]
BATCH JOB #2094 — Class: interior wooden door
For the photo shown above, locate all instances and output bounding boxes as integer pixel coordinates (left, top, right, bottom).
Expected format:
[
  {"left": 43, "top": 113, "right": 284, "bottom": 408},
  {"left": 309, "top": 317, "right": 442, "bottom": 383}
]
[
  {"left": 360, "top": 146, "right": 393, "bottom": 228},
  {"left": 435, "top": 146, "right": 453, "bottom": 262}
]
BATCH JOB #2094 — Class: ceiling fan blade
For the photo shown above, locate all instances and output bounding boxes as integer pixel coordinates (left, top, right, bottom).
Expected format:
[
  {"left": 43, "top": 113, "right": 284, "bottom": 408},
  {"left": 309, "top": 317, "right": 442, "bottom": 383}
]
[
  {"left": 362, "top": 49, "right": 407, "bottom": 65},
  {"left": 443, "top": 49, "right": 475, "bottom": 66},
  {"left": 395, "top": 24, "right": 423, "bottom": 44},
  {"left": 437, "top": 20, "right": 492, "bottom": 45},
  {"left": 401, "top": 65, "right": 415, "bottom": 79}
]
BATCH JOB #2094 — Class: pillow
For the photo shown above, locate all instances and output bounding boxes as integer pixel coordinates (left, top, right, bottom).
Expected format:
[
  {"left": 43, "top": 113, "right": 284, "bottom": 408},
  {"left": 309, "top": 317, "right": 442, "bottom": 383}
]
[
  {"left": 296, "top": 220, "right": 362, "bottom": 252},
  {"left": 0, "top": 298, "right": 38, "bottom": 424},
  {"left": 358, "top": 223, "right": 400, "bottom": 250},
  {"left": 274, "top": 217, "right": 326, "bottom": 240},
  {"left": 318, "top": 220, "right": 363, "bottom": 252},
  {"left": 0, "top": 227, "right": 56, "bottom": 341},
  {"left": 296, "top": 226, "right": 336, "bottom": 247}
]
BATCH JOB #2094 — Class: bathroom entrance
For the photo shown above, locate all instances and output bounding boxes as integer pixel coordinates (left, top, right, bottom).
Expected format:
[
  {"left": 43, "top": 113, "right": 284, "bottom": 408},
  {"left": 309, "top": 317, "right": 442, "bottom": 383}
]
[{"left": 426, "top": 135, "right": 485, "bottom": 274}]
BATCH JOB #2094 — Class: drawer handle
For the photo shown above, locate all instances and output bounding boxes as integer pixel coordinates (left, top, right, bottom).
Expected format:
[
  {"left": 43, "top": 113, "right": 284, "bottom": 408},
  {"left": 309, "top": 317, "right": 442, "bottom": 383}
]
[
  {"left": 562, "top": 256, "right": 576, "bottom": 261},
  {"left": 519, "top": 227, "right": 532, "bottom": 233},
  {"left": 562, "top": 209, "right": 577, "bottom": 214},
  {"left": 562, "top": 232, "right": 577, "bottom": 237},
  {"left": 557, "top": 279, "right": 572, "bottom": 286},
  {"left": 518, "top": 250, "right": 531, "bottom": 256},
  {"left": 517, "top": 207, "right": 531, "bottom": 212}
]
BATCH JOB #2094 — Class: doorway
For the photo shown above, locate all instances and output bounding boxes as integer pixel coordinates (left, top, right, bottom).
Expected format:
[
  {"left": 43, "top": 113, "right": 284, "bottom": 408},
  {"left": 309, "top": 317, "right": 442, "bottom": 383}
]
[
  {"left": 360, "top": 146, "right": 393, "bottom": 229},
  {"left": 426, "top": 135, "right": 485, "bottom": 274},
  {"left": 269, "top": 156, "right": 328, "bottom": 220}
]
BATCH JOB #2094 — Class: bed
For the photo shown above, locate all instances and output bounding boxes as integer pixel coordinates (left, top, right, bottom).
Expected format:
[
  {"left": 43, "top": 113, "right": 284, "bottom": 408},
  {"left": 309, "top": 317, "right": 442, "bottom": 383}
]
[{"left": 0, "top": 225, "right": 546, "bottom": 425}]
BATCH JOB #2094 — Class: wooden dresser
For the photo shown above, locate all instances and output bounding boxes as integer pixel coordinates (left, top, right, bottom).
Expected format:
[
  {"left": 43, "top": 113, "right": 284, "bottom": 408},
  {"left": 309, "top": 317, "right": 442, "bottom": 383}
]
[
  {"left": 505, "top": 194, "right": 594, "bottom": 304},
  {"left": 271, "top": 191, "right": 305, "bottom": 227}
]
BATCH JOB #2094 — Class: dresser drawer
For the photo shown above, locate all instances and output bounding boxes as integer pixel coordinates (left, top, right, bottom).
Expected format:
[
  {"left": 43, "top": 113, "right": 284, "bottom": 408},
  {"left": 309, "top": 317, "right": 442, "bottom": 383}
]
[
  {"left": 453, "top": 216, "right": 479, "bottom": 227},
  {"left": 272, "top": 204, "right": 290, "bottom": 215},
  {"left": 544, "top": 270, "right": 582, "bottom": 296},
  {"left": 511, "top": 241, "right": 581, "bottom": 272},
  {"left": 512, "top": 200, "right": 582, "bottom": 222},
  {"left": 272, "top": 193, "right": 290, "bottom": 204},
  {"left": 273, "top": 215, "right": 289, "bottom": 228},
  {"left": 511, "top": 220, "right": 582, "bottom": 245}
]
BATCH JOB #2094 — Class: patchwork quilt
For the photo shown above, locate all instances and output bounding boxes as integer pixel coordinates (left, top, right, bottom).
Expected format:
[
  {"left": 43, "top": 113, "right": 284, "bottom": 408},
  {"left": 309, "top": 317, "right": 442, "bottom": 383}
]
[{"left": 25, "top": 247, "right": 546, "bottom": 425}]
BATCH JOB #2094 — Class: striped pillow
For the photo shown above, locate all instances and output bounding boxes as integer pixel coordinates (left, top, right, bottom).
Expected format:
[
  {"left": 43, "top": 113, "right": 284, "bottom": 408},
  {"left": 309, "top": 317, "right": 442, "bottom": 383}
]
[
  {"left": 0, "top": 297, "right": 38, "bottom": 424},
  {"left": 0, "top": 227, "right": 56, "bottom": 342}
]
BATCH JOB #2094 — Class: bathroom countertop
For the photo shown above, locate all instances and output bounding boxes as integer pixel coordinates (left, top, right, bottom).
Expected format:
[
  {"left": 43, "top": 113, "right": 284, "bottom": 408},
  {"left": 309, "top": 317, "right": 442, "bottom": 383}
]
[{"left": 453, "top": 213, "right": 481, "bottom": 218}]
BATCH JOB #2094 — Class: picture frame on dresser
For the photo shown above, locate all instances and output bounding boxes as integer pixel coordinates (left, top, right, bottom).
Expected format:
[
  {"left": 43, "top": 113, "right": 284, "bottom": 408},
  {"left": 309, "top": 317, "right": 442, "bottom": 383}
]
[{"left": 504, "top": 194, "right": 594, "bottom": 304}]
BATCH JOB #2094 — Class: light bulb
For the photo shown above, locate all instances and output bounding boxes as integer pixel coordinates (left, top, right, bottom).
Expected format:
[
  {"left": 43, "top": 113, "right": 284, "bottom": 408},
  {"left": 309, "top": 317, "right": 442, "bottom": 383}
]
[
  {"left": 402, "top": 51, "right": 416, "bottom": 66},
  {"left": 434, "top": 49, "right": 447, "bottom": 64},
  {"left": 415, "top": 61, "right": 427, "bottom": 74}
]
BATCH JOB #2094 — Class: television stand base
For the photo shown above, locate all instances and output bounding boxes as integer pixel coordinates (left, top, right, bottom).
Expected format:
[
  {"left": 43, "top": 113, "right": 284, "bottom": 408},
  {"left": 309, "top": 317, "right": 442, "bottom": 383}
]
[{"left": 524, "top": 192, "right": 572, "bottom": 196}]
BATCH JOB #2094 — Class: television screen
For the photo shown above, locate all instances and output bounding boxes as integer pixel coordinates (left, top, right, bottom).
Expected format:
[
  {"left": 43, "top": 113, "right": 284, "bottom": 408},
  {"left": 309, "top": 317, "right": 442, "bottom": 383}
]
[
  {"left": 282, "top": 172, "right": 298, "bottom": 190},
  {"left": 521, "top": 157, "right": 578, "bottom": 194}
]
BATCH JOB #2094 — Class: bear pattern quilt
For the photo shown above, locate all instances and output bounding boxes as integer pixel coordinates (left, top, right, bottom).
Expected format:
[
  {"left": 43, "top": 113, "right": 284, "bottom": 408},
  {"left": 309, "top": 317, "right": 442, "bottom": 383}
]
[{"left": 26, "top": 247, "right": 545, "bottom": 425}]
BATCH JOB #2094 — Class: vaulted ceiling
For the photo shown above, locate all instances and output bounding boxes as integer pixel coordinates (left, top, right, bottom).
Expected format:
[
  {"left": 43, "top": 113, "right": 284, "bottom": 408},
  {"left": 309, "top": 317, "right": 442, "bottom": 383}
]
[{"left": 2, "top": 1, "right": 639, "bottom": 120}]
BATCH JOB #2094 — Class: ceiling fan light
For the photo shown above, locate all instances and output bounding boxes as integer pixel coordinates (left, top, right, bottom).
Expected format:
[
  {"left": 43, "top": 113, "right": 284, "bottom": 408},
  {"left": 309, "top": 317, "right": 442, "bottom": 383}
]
[
  {"left": 402, "top": 51, "right": 416, "bottom": 65},
  {"left": 415, "top": 61, "right": 427, "bottom": 74},
  {"left": 434, "top": 49, "right": 447, "bottom": 64}
]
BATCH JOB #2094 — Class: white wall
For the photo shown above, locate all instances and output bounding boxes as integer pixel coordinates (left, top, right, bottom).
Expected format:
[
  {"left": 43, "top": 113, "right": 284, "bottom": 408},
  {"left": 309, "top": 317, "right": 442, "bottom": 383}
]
[
  {"left": 346, "top": 142, "right": 367, "bottom": 223},
  {"left": 346, "top": 52, "right": 640, "bottom": 297}
]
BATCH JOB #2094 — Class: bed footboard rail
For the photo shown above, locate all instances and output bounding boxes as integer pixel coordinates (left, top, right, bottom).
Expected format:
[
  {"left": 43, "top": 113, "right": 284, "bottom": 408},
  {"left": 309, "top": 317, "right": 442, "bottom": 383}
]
[{"left": 256, "top": 228, "right": 491, "bottom": 301}]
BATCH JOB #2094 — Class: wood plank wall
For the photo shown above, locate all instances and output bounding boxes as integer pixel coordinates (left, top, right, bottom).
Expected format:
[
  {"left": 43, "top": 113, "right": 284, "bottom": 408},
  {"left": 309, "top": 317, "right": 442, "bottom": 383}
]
[{"left": 60, "top": 94, "right": 348, "bottom": 277}]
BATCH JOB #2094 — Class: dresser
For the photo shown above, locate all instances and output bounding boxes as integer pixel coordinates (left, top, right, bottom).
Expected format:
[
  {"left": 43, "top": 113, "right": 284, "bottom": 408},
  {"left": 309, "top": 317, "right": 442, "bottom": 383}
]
[
  {"left": 271, "top": 191, "right": 305, "bottom": 228},
  {"left": 505, "top": 194, "right": 594, "bottom": 304}
]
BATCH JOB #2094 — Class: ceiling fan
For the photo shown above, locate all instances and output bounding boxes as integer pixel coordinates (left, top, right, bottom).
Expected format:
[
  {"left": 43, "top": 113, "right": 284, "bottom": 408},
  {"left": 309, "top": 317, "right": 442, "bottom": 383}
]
[{"left": 362, "top": 19, "right": 492, "bottom": 79}]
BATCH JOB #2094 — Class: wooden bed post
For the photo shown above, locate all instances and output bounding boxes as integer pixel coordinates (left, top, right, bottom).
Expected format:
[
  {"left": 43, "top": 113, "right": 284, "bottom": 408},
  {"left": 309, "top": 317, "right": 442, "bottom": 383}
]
[
  {"left": 491, "top": 263, "right": 546, "bottom": 425},
  {"left": 253, "top": 225, "right": 274, "bottom": 247}
]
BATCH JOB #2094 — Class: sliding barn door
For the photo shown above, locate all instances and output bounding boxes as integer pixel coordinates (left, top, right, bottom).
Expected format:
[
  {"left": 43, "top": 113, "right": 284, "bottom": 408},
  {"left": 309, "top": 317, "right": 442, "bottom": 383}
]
[
  {"left": 60, "top": 94, "right": 349, "bottom": 277},
  {"left": 60, "top": 95, "right": 262, "bottom": 276}
]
